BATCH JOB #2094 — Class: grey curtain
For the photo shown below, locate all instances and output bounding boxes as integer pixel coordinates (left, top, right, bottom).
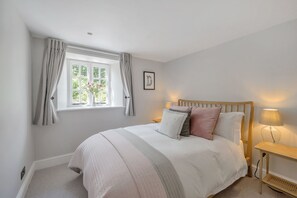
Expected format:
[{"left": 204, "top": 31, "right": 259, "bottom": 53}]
[
  {"left": 33, "top": 38, "right": 67, "bottom": 125},
  {"left": 120, "top": 53, "right": 135, "bottom": 116}
]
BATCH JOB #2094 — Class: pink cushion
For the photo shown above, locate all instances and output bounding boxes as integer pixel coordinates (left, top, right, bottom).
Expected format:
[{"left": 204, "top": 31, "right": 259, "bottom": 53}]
[{"left": 190, "top": 107, "right": 221, "bottom": 140}]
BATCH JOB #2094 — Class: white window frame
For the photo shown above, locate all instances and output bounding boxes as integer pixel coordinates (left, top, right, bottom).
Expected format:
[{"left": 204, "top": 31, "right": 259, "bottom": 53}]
[{"left": 67, "top": 58, "right": 111, "bottom": 107}]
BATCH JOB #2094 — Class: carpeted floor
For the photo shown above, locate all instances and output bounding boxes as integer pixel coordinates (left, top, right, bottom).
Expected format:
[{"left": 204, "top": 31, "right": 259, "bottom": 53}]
[{"left": 25, "top": 163, "right": 289, "bottom": 198}]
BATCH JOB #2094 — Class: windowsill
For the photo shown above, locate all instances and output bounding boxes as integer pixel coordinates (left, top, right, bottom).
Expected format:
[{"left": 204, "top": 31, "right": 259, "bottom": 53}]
[{"left": 57, "top": 105, "right": 125, "bottom": 112}]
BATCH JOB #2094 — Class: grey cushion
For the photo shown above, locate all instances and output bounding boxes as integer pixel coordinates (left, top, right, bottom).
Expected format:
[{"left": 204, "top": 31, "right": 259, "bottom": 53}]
[{"left": 169, "top": 106, "right": 192, "bottom": 136}]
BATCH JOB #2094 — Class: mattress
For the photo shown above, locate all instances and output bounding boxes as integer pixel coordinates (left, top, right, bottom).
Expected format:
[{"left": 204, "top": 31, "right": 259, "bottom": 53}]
[{"left": 69, "top": 123, "right": 247, "bottom": 198}]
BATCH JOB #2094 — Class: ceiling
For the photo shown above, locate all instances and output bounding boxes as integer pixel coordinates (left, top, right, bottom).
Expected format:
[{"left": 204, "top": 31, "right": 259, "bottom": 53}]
[{"left": 14, "top": 0, "right": 297, "bottom": 62}]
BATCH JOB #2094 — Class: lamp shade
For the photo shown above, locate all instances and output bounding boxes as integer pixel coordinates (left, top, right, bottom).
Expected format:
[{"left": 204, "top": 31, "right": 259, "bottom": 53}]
[{"left": 259, "top": 109, "right": 283, "bottom": 126}]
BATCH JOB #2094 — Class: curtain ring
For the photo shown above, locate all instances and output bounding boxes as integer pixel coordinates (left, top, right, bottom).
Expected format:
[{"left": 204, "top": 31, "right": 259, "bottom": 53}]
[{"left": 51, "top": 96, "right": 55, "bottom": 100}]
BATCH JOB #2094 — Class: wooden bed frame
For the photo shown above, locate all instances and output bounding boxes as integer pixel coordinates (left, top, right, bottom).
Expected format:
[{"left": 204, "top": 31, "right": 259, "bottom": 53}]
[{"left": 178, "top": 99, "right": 254, "bottom": 177}]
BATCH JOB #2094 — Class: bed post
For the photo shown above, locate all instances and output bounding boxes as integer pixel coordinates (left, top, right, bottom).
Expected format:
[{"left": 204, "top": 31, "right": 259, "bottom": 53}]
[{"left": 247, "top": 102, "right": 254, "bottom": 177}]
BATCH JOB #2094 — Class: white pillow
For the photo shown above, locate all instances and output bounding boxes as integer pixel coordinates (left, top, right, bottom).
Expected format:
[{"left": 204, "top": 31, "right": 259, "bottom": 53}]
[
  {"left": 158, "top": 109, "right": 188, "bottom": 139},
  {"left": 214, "top": 112, "right": 244, "bottom": 144}
]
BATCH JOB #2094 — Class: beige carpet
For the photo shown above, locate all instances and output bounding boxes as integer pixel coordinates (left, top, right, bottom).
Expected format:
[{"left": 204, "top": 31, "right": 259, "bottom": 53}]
[{"left": 25, "top": 164, "right": 289, "bottom": 198}]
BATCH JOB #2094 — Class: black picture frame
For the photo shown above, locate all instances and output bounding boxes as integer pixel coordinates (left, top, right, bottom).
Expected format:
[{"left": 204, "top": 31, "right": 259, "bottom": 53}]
[{"left": 143, "top": 71, "right": 155, "bottom": 90}]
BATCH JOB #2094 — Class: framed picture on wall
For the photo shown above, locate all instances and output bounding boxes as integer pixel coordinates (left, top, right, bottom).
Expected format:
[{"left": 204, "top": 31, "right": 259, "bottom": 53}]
[{"left": 143, "top": 71, "right": 155, "bottom": 90}]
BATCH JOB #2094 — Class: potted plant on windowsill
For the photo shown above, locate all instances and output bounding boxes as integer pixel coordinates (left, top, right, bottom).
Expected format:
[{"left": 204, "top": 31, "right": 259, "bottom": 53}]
[{"left": 85, "top": 82, "right": 104, "bottom": 106}]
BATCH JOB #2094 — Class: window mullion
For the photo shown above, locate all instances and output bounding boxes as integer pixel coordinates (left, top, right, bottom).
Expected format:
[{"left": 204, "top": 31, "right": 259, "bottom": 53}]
[
  {"left": 88, "top": 63, "right": 92, "bottom": 105},
  {"left": 78, "top": 65, "right": 82, "bottom": 104},
  {"left": 69, "top": 60, "right": 72, "bottom": 106}
]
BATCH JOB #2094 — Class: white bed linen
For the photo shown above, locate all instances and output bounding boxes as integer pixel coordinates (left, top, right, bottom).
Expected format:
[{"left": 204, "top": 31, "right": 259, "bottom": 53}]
[
  {"left": 69, "top": 123, "right": 247, "bottom": 198},
  {"left": 125, "top": 123, "right": 247, "bottom": 198}
]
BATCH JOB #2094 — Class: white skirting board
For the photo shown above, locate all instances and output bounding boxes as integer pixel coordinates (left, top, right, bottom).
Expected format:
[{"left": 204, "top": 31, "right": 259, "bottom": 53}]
[
  {"left": 16, "top": 162, "right": 35, "bottom": 198},
  {"left": 34, "top": 153, "right": 73, "bottom": 170},
  {"left": 16, "top": 153, "right": 73, "bottom": 198},
  {"left": 16, "top": 154, "right": 297, "bottom": 198}
]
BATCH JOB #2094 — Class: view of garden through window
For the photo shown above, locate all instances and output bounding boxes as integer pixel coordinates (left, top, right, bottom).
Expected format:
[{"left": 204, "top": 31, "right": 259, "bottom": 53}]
[{"left": 69, "top": 60, "right": 109, "bottom": 106}]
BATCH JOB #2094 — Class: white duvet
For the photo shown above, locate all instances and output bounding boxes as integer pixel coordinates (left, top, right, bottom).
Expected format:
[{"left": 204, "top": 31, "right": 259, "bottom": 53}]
[{"left": 69, "top": 123, "right": 247, "bottom": 198}]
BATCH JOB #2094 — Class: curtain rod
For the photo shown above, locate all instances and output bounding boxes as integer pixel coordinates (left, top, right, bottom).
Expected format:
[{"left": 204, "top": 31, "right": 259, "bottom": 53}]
[{"left": 67, "top": 45, "right": 120, "bottom": 57}]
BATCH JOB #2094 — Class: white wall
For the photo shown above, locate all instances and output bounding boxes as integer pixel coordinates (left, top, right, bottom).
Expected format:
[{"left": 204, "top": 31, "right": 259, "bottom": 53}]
[
  {"left": 32, "top": 37, "right": 164, "bottom": 160},
  {"left": 0, "top": 1, "right": 34, "bottom": 197},
  {"left": 164, "top": 19, "right": 297, "bottom": 181}
]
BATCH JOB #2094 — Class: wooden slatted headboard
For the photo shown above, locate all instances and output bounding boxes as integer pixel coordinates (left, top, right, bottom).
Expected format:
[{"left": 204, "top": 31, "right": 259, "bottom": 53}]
[{"left": 178, "top": 99, "right": 254, "bottom": 177}]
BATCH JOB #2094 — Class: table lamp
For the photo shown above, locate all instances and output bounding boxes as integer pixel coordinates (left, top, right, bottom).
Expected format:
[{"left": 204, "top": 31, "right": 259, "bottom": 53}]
[
  {"left": 165, "top": 101, "right": 172, "bottom": 109},
  {"left": 259, "top": 108, "right": 283, "bottom": 143}
]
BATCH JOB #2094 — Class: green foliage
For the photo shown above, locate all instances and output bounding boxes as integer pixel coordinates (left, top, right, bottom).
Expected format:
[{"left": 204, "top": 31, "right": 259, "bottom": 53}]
[
  {"left": 72, "top": 65, "right": 79, "bottom": 77},
  {"left": 71, "top": 64, "right": 108, "bottom": 104},
  {"left": 81, "top": 91, "right": 88, "bottom": 104},
  {"left": 100, "top": 68, "right": 106, "bottom": 78},
  {"left": 81, "top": 65, "right": 88, "bottom": 76},
  {"left": 101, "top": 79, "right": 106, "bottom": 86},
  {"left": 101, "top": 92, "right": 107, "bottom": 103},
  {"left": 95, "top": 91, "right": 107, "bottom": 104},
  {"left": 72, "top": 78, "right": 79, "bottom": 89},
  {"left": 81, "top": 77, "right": 87, "bottom": 88},
  {"left": 93, "top": 67, "right": 99, "bottom": 78},
  {"left": 72, "top": 90, "right": 79, "bottom": 103}
]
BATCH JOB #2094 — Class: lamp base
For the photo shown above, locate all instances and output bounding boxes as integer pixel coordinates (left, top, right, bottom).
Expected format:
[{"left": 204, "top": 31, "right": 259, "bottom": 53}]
[{"left": 261, "top": 126, "right": 281, "bottom": 143}]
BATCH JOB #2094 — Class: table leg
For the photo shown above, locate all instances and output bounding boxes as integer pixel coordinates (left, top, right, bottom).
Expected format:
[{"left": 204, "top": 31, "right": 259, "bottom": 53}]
[
  {"left": 266, "top": 153, "right": 269, "bottom": 175},
  {"left": 259, "top": 151, "right": 263, "bottom": 194}
]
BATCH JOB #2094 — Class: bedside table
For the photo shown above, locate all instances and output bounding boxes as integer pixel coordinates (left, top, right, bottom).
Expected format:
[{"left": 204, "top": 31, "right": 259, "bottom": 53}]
[
  {"left": 152, "top": 118, "right": 162, "bottom": 123},
  {"left": 255, "top": 142, "right": 297, "bottom": 197}
]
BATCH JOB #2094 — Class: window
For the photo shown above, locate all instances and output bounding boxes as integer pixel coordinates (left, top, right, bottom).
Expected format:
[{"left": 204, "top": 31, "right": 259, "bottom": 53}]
[
  {"left": 57, "top": 50, "right": 124, "bottom": 110},
  {"left": 68, "top": 59, "right": 110, "bottom": 106}
]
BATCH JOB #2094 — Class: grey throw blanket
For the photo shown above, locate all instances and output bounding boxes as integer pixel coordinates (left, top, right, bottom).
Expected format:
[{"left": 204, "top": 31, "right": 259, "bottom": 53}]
[
  {"left": 114, "top": 129, "right": 185, "bottom": 198},
  {"left": 69, "top": 128, "right": 185, "bottom": 198}
]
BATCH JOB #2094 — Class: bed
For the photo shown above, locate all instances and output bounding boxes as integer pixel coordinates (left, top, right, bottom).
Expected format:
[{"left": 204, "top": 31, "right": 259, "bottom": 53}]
[{"left": 69, "top": 99, "right": 254, "bottom": 198}]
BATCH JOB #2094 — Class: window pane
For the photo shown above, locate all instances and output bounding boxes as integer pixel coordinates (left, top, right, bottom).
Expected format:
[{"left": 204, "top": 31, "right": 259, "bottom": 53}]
[
  {"left": 100, "top": 68, "right": 106, "bottom": 78},
  {"left": 68, "top": 60, "right": 111, "bottom": 107},
  {"left": 95, "top": 92, "right": 99, "bottom": 103},
  {"left": 72, "top": 78, "right": 79, "bottom": 89},
  {"left": 81, "top": 77, "right": 88, "bottom": 89},
  {"left": 100, "top": 79, "right": 107, "bottom": 90},
  {"left": 81, "top": 65, "right": 88, "bottom": 77},
  {"left": 81, "top": 91, "right": 89, "bottom": 104},
  {"left": 101, "top": 92, "right": 107, "bottom": 104},
  {"left": 72, "top": 90, "right": 80, "bottom": 104},
  {"left": 93, "top": 67, "right": 99, "bottom": 78},
  {"left": 93, "top": 79, "right": 100, "bottom": 94},
  {"left": 96, "top": 92, "right": 106, "bottom": 104},
  {"left": 72, "top": 65, "right": 79, "bottom": 77}
]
